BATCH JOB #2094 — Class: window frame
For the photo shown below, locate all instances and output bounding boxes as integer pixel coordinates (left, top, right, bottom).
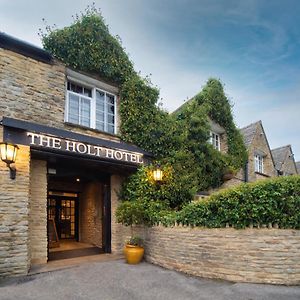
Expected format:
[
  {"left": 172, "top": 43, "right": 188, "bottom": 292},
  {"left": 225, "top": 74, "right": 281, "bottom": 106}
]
[
  {"left": 65, "top": 79, "right": 117, "bottom": 135},
  {"left": 254, "top": 154, "right": 264, "bottom": 173},
  {"left": 209, "top": 131, "right": 221, "bottom": 151}
]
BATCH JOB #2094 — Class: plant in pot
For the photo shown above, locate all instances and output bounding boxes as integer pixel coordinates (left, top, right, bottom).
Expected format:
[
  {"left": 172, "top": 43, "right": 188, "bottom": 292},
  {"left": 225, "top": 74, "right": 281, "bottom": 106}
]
[
  {"left": 124, "top": 235, "right": 144, "bottom": 264},
  {"left": 116, "top": 200, "right": 147, "bottom": 264}
]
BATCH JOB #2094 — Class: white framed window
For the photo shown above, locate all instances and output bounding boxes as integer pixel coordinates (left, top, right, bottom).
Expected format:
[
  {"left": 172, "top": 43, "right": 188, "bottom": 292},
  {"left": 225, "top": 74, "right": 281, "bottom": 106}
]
[
  {"left": 209, "top": 132, "right": 220, "bottom": 151},
  {"left": 66, "top": 81, "right": 117, "bottom": 134},
  {"left": 254, "top": 154, "right": 264, "bottom": 173}
]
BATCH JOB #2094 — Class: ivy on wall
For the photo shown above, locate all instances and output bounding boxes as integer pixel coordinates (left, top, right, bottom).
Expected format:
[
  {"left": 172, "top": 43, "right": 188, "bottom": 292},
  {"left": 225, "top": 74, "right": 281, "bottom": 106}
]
[
  {"left": 41, "top": 6, "right": 247, "bottom": 210},
  {"left": 41, "top": 6, "right": 134, "bottom": 85},
  {"left": 174, "top": 78, "right": 247, "bottom": 171}
]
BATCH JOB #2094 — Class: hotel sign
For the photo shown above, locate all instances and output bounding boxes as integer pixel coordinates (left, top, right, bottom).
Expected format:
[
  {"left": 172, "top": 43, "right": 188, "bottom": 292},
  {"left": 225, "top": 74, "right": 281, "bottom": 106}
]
[{"left": 26, "top": 132, "right": 144, "bottom": 164}]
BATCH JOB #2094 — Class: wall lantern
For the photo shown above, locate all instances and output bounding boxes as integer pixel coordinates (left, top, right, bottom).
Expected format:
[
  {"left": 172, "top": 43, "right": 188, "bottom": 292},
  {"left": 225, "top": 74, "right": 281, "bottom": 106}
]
[
  {"left": 153, "top": 165, "right": 163, "bottom": 182},
  {"left": 0, "top": 142, "right": 19, "bottom": 179}
]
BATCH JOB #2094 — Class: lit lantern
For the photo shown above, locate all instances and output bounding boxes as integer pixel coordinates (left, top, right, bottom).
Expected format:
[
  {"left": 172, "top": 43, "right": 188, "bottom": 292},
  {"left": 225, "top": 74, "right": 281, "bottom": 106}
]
[
  {"left": 0, "top": 142, "right": 19, "bottom": 179},
  {"left": 153, "top": 165, "right": 163, "bottom": 182}
]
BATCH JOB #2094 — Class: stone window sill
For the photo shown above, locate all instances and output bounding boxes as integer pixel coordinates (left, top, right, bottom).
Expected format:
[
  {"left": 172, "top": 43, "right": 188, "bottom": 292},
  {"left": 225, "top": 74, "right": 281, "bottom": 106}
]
[
  {"left": 64, "top": 122, "right": 120, "bottom": 140},
  {"left": 255, "top": 171, "right": 270, "bottom": 178}
]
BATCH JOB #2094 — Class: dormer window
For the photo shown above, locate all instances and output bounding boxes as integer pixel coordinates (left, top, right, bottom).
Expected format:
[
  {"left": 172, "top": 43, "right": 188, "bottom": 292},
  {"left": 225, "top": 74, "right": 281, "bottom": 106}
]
[
  {"left": 210, "top": 132, "right": 220, "bottom": 151},
  {"left": 65, "top": 79, "right": 117, "bottom": 135},
  {"left": 254, "top": 154, "right": 264, "bottom": 173}
]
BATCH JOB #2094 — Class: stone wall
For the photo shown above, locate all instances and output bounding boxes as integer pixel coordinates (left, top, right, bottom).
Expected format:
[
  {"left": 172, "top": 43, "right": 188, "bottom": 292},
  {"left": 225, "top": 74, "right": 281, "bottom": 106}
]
[
  {"left": 281, "top": 149, "right": 298, "bottom": 176},
  {"left": 80, "top": 181, "right": 103, "bottom": 248},
  {"left": 111, "top": 174, "right": 131, "bottom": 254},
  {"left": 0, "top": 47, "right": 120, "bottom": 141},
  {"left": 136, "top": 226, "right": 300, "bottom": 285},
  {"left": 220, "top": 132, "right": 228, "bottom": 153},
  {"left": 29, "top": 159, "right": 47, "bottom": 265},
  {"left": 0, "top": 127, "right": 31, "bottom": 277}
]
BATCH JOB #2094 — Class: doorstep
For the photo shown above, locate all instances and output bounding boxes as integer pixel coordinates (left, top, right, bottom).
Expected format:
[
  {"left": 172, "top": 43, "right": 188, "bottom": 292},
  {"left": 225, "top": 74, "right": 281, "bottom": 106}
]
[{"left": 29, "top": 253, "right": 124, "bottom": 275}]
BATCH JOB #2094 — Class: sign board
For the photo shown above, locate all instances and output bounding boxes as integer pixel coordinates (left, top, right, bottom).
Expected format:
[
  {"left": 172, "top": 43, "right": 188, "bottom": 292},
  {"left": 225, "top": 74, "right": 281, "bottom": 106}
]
[
  {"left": 26, "top": 132, "right": 144, "bottom": 164},
  {"left": 48, "top": 218, "right": 59, "bottom": 248},
  {"left": 2, "top": 117, "right": 148, "bottom": 165}
]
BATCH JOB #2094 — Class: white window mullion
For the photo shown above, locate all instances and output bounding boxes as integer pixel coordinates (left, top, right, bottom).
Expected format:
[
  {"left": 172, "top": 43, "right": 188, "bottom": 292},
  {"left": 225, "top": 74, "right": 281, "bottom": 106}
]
[
  {"left": 104, "top": 92, "right": 107, "bottom": 132},
  {"left": 91, "top": 88, "right": 96, "bottom": 129},
  {"left": 114, "top": 95, "right": 117, "bottom": 134},
  {"left": 65, "top": 86, "right": 69, "bottom": 123}
]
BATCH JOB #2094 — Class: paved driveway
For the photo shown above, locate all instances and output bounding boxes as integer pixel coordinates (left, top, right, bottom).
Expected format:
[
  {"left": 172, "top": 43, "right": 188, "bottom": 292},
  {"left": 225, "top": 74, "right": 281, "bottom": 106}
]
[{"left": 0, "top": 260, "right": 299, "bottom": 300}]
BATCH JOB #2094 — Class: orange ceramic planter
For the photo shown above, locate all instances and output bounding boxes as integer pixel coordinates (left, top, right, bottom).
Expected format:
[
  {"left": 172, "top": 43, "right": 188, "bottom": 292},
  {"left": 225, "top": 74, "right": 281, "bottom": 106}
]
[{"left": 124, "top": 244, "right": 144, "bottom": 264}]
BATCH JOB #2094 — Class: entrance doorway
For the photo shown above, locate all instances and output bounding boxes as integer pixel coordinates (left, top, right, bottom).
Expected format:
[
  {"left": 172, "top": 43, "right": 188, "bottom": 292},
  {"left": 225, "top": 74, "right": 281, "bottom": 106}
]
[{"left": 46, "top": 160, "right": 112, "bottom": 261}]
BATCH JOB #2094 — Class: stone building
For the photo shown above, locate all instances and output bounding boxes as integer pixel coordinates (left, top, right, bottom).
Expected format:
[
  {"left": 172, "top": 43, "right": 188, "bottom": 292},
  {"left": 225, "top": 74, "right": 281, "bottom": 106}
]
[
  {"left": 217, "top": 121, "right": 277, "bottom": 190},
  {"left": 239, "top": 121, "right": 277, "bottom": 182},
  {"left": 173, "top": 101, "right": 229, "bottom": 155},
  {"left": 0, "top": 33, "right": 151, "bottom": 277},
  {"left": 296, "top": 162, "right": 300, "bottom": 174},
  {"left": 271, "top": 145, "right": 298, "bottom": 176}
]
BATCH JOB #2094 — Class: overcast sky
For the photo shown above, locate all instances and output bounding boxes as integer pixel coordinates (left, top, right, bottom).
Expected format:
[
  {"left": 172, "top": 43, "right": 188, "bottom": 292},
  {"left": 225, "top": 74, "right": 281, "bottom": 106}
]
[{"left": 1, "top": 0, "right": 300, "bottom": 161}]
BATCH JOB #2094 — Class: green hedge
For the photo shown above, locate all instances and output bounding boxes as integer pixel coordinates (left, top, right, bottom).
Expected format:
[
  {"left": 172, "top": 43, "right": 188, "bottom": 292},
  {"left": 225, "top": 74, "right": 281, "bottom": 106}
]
[
  {"left": 177, "top": 175, "right": 300, "bottom": 229},
  {"left": 116, "top": 176, "right": 300, "bottom": 229}
]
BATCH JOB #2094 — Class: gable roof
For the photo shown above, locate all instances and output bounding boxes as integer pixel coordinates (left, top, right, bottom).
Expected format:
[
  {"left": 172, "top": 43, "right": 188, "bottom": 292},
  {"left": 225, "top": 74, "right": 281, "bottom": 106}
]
[
  {"left": 271, "top": 145, "right": 297, "bottom": 173},
  {"left": 296, "top": 162, "right": 300, "bottom": 174},
  {"left": 240, "top": 120, "right": 276, "bottom": 171},
  {"left": 172, "top": 97, "right": 194, "bottom": 115},
  {"left": 239, "top": 121, "right": 261, "bottom": 149}
]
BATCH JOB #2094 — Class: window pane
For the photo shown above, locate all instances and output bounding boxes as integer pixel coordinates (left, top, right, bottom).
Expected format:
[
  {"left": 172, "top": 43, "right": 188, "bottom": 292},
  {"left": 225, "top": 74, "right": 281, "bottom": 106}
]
[
  {"left": 69, "top": 94, "right": 79, "bottom": 124},
  {"left": 75, "top": 85, "right": 83, "bottom": 94},
  {"left": 107, "top": 94, "right": 115, "bottom": 105},
  {"left": 107, "top": 124, "right": 114, "bottom": 134},
  {"left": 80, "top": 98, "right": 90, "bottom": 127},
  {"left": 107, "top": 114, "right": 114, "bottom": 124},
  {"left": 96, "top": 122, "right": 104, "bottom": 131},
  {"left": 83, "top": 88, "right": 92, "bottom": 97},
  {"left": 96, "top": 90, "right": 105, "bottom": 111},
  {"left": 96, "top": 90, "right": 105, "bottom": 101},
  {"left": 107, "top": 104, "right": 115, "bottom": 114},
  {"left": 70, "top": 83, "right": 77, "bottom": 92},
  {"left": 96, "top": 111, "right": 104, "bottom": 122}
]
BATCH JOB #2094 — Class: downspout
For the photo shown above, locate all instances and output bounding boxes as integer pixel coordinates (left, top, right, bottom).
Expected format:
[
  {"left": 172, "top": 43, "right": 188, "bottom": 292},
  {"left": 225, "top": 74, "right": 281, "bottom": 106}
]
[{"left": 244, "top": 160, "right": 249, "bottom": 182}]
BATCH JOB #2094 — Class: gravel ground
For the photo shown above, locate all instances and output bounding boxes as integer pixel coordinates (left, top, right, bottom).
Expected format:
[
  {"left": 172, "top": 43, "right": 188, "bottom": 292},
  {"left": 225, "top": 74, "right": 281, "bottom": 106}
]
[{"left": 0, "top": 260, "right": 299, "bottom": 300}]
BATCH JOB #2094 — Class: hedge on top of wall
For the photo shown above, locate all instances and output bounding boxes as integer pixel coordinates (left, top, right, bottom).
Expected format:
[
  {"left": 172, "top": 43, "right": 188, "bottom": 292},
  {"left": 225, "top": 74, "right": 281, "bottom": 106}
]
[
  {"left": 176, "top": 175, "right": 300, "bottom": 229},
  {"left": 117, "top": 175, "right": 300, "bottom": 229}
]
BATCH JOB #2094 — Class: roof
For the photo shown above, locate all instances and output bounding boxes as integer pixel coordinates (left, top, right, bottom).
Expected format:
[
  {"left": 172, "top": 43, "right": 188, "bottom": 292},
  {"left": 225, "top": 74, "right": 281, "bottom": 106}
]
[
  {"left": 239, "top": 121, "right": 261, "bottom": 148},
  {"left": 172, "top": 97, "right": 195, "bottom": 115},
  {"left": 296, "top": 162, "right": 300, "bottom": 174},
  {"left": 0, "top": 32, "right": 53, "bottom": 64},
  {"left": 271, "top": 145, "right": 294, "bottom": 172}
]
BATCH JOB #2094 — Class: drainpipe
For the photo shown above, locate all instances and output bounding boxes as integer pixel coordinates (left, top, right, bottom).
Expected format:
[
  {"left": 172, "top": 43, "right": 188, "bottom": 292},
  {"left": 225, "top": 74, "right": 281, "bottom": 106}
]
[{"left": 244, "top": 161, "right": 249, "bottom": 182}]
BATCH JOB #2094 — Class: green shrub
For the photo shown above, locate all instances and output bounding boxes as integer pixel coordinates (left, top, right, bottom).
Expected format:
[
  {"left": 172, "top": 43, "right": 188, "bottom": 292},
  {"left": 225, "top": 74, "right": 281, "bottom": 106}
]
[
  {"left": 116, "top": 199, "right": 170, "bottom": 227},
  {"left": 117, "top": 176, "right": 300, "bottom": 229},
  {"left": 118, "top": 165, "right": 196, "bottom": 210},
  {"left": 177, "top": 175, "right": 300, "bottom": 229}
]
